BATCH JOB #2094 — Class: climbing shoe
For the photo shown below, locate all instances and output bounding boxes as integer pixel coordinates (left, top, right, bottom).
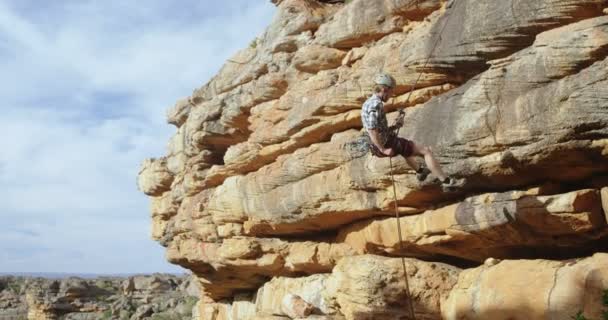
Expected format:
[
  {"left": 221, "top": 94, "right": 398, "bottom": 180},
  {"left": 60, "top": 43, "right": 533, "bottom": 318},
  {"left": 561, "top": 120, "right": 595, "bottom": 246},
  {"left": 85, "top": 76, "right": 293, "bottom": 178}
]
[
  {"left": 416, "top": 166, "right": 431, "bottom": 182},
  {"left": 441, "top": 177, "right": 465, "bottom": 193}
]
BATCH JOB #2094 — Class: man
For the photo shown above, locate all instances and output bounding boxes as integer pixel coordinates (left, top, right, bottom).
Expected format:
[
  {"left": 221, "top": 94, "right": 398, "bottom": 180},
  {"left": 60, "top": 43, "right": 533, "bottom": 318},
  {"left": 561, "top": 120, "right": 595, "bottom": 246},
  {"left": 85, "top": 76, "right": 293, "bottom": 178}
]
[{"left": 361, "top": 73, "right": 462, "bottom": 192}]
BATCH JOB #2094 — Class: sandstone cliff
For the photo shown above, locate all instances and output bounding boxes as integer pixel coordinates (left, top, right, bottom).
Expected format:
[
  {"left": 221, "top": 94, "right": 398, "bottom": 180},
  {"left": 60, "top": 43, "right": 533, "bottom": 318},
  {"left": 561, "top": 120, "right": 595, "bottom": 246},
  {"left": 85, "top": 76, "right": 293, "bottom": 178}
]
[{"left": 138, "top": 0, "right": 608, "bottom": 319}]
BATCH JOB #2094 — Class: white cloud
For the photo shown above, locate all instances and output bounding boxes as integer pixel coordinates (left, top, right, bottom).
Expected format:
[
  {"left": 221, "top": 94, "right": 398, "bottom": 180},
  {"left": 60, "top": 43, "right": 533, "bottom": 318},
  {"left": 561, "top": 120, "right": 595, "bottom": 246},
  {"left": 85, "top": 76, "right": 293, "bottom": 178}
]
[{"left": 0, "top": 1, "right": 276, "bottom": 273}]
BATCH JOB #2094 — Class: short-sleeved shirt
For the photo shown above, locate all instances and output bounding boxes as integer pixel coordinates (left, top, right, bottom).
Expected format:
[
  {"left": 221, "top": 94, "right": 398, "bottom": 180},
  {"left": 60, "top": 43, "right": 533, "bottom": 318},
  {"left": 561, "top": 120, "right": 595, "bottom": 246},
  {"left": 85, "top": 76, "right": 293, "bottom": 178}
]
[{"left": 361, "top": 94, "right": 390, "bottom": 147}]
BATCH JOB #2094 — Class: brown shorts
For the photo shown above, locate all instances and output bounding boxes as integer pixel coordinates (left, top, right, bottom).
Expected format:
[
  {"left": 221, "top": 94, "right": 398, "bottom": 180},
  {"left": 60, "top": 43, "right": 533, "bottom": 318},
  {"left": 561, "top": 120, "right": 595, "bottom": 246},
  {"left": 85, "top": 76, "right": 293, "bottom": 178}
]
[{"left": 370, "top": 135, "right": 414, "bottom": 158}]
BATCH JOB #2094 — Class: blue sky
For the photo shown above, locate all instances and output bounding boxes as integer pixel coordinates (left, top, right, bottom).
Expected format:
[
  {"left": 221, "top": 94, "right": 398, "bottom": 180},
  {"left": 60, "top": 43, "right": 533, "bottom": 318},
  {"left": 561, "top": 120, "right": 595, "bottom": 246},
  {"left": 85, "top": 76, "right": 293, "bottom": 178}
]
[{"left": 0, "top": 1, "right": 276, "bottom": 274}]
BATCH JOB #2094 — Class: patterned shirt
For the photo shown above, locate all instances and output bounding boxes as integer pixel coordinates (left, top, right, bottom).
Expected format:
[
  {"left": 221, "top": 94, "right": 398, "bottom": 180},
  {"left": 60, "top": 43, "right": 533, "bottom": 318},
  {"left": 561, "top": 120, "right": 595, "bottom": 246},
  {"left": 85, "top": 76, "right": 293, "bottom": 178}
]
[{"left": 361, "top": 94, "right": 390, "bottom": 147}]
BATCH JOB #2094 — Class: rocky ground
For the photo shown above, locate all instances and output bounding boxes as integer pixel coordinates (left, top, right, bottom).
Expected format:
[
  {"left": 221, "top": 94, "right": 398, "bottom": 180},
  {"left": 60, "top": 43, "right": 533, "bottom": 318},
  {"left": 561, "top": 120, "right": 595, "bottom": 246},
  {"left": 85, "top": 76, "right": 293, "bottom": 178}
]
[{"left": 0, "top": 274, "right": 199, "bottom": 320}]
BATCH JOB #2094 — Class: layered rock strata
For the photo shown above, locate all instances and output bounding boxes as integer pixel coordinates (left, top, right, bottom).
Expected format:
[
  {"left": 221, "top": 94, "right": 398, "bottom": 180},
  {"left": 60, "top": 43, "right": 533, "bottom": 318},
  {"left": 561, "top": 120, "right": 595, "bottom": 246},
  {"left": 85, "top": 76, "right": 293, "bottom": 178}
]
[{"left": 138, "top": 0, "right": 608, "bottom": 319}]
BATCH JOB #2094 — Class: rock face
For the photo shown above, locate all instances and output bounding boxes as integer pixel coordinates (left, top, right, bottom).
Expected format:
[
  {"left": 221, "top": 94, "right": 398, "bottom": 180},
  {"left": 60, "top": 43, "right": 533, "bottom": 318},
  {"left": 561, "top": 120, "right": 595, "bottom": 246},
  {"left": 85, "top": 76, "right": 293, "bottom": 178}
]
[
  {"left": 138, "top": 0, "right": 608, "bottom": 319},
  {"left": 0, "top": 274, "right": 199, "bottom": 320},
  {"left": 443, "top": 253, "right": 608, "bottom": 320}
]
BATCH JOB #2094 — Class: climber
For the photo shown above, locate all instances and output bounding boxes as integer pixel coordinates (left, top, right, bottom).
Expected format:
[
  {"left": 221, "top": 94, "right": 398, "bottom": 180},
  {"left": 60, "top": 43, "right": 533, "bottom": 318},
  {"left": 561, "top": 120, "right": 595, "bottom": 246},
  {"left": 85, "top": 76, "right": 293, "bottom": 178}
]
[{"left": 361, "top": 72, "right": 463, "bottom": 192}]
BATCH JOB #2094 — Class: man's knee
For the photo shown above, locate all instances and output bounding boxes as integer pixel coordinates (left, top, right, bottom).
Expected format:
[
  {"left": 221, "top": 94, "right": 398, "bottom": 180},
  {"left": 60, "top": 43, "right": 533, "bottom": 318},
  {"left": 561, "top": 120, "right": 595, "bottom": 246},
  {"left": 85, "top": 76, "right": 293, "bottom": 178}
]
[{"left": 417, "top": 145, "right": 432, "bottom": 156}]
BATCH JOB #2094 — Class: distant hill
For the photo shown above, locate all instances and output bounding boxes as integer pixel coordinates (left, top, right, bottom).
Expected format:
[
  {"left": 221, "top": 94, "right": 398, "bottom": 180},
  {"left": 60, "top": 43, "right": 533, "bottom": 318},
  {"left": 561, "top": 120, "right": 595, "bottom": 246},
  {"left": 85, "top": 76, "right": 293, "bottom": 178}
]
[
  {"left": 0, "top": 272, "right": 188, "bottom": 279},
  {"left": 0, "top": 273, "right": 198, "bottom": 319}
]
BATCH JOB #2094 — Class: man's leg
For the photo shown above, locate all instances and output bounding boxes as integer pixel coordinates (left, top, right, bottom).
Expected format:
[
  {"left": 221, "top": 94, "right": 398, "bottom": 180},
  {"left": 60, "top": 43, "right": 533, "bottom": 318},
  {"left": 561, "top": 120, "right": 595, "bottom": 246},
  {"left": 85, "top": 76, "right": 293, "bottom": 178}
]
[
  {"left": 388, "top": 136, "right": 431, "bottom": 181},
  {"left": 403, "top": 156, "right": 418, "bottom": 170},
  {"left": 392, "top": 137, "right": 464, "bottom": 191},
  {"left": 410, "top": 141, "right": 466, "bottom": 191},
  {"left": 410, "top": 142, "right": 448, "bottom": 181}
]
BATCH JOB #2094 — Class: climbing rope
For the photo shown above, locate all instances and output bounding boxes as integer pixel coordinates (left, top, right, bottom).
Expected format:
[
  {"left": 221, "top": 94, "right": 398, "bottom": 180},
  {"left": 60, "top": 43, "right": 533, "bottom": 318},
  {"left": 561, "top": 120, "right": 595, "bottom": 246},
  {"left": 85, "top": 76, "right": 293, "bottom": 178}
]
[
  {"left": 392, "top": 0, "right": 456, "bottom": 135},
  {"left": 388, "top": 1, "right": 459, "bottom": 319}
]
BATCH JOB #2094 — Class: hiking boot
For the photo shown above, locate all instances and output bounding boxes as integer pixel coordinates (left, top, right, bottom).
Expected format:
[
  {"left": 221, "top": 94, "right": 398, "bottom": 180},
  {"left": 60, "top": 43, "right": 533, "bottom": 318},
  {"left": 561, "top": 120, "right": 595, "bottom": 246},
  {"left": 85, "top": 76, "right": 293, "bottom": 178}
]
[
  {"left": 416, "top": 166, "right": 431, "bottom": 182},
  {"left": 441, "top": 177, "right": 465, "bottom": 193}
]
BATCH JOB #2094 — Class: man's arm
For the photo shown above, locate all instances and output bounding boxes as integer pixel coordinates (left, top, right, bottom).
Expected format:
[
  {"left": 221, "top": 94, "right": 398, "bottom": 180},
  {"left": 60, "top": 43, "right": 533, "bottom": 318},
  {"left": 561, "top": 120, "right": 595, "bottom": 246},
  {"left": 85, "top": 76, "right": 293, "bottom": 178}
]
[{"left": 367, "top": 128, "right": 393, "bottom": 156}]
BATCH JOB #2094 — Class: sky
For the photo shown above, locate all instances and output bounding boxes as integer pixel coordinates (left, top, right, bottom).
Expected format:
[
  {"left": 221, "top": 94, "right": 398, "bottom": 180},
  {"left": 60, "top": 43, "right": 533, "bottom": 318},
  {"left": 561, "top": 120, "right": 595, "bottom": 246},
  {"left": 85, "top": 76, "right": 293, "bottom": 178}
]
[{"left": 0, "top": 1, "right": 276, "bottom": 274}]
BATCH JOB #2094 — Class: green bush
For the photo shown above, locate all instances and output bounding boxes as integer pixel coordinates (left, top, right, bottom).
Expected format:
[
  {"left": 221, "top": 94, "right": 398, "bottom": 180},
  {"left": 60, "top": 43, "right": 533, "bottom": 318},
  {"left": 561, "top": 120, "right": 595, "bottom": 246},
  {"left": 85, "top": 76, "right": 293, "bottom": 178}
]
[
  {"left": 603, "top": 289, "right": 608, "bottom": 309},
  {"left": 100, "top": 309, "right": 112, "bottom": 320},
  {"left": 603, "top": 289, "right": 608, "bottom": 320},
  {"left": 150, "top": 313, "right": 182, "bottom": 320},
  {"left": 572, "top": 289, "right": 608, "bottom": 320},
  {"left": 183, "top": 296, "right": 198, "bottom": 311},
  {"left": 96, "top": 280, "right": 116, "bottom": 291},
  {"left": 8, "top": 282, "right": 22, "bottom": 293}
]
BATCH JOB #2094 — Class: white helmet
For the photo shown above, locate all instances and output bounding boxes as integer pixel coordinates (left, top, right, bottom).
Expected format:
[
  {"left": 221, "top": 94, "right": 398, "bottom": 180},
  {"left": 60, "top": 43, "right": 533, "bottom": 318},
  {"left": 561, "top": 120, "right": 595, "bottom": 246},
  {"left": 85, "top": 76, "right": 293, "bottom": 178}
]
[{"left": 374, "top": 73, "right": 396, "bottom": 89}]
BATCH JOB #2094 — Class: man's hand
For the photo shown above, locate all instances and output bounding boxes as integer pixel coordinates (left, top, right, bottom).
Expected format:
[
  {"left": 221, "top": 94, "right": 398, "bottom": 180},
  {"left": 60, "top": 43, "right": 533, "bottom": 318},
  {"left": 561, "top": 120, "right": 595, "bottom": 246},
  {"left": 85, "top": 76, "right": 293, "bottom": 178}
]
[
  {"left": 394, "top": 114, "right": 404, "bottom": 129},
  {"left": 367, "top": 128, "right": 394, "bottom": 156},
  {"left": 381, "top": 147, "right": 395, "bottom": 156}
]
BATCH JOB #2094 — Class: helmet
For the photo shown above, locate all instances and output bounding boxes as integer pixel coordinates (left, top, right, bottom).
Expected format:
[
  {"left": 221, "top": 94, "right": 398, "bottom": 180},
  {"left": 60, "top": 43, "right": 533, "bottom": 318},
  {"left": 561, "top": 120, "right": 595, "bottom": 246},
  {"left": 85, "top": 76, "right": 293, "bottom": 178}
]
[{"left": 374, "top": 73, "right": 396, "bottom": 89}]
